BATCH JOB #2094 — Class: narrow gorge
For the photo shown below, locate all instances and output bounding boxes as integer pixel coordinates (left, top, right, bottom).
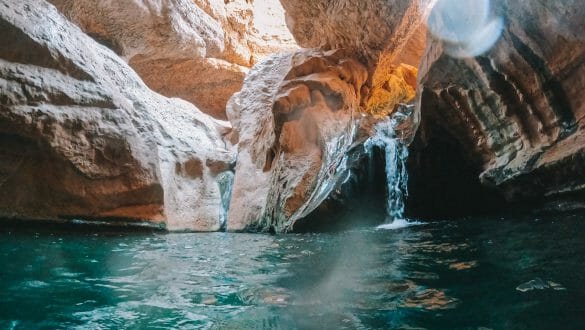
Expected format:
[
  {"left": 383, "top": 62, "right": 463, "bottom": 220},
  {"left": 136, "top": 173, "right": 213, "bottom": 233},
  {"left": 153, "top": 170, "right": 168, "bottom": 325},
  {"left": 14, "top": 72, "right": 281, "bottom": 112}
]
[{"left": 1, "top": 0, "right": 585, "bottom": 328}]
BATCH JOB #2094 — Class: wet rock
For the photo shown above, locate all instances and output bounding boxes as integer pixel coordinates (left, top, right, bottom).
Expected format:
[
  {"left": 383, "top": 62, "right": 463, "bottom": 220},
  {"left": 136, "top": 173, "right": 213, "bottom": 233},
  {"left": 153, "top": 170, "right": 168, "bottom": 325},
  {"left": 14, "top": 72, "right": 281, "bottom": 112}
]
[
  {"left": 448, "top": 261, "right": 479, "bottom": 271},
  {"left": 0, "top": 0, "right": 234, "bottom": 231},
  {"left": 403, "top": 288, "right": 459, "bottom": 310},
  {"left": 516, "top": 278, "right": 566, "bottom": 292},
  {"left": 412, "top": 0, "right": 585, "bottom": 212},
  {"left": 48, "top": 0, "right": 297, "bottom": 119}
]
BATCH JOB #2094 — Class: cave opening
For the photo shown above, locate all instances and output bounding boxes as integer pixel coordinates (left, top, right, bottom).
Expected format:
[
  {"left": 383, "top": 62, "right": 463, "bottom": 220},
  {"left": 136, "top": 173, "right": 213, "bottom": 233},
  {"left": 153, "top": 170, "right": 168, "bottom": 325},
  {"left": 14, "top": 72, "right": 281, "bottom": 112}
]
[{"left": 406, "top": 123, "right": 507, "bottom": 218}]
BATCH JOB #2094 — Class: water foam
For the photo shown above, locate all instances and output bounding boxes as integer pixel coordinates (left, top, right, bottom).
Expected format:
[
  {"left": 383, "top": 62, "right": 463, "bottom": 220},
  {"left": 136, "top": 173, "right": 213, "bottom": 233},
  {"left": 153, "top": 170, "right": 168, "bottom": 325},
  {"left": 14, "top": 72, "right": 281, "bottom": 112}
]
[
  {"left": 376, "top": 219, "right": 424, "bottom": 230},
  {"left": 365, "top": 117, "right": 410, "bottom": 221}
]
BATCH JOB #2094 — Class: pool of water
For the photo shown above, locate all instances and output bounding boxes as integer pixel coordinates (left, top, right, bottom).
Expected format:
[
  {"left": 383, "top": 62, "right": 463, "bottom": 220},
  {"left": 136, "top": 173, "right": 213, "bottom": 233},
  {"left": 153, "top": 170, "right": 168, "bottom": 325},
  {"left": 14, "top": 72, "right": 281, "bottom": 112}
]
[{"left": 1, "top": 212, "right": 585, "bottom": 329}]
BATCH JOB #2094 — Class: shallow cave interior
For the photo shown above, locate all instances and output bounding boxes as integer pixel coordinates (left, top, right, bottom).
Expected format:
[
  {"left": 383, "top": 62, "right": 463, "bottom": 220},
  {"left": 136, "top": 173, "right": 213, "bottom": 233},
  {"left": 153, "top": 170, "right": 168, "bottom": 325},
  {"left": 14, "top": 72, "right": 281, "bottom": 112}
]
[
  {"left": 292, "top": 129, "right": 508, "bottom": 233},
  {"left": 405, "top": 122, "right": 507, "bottom": 220}
]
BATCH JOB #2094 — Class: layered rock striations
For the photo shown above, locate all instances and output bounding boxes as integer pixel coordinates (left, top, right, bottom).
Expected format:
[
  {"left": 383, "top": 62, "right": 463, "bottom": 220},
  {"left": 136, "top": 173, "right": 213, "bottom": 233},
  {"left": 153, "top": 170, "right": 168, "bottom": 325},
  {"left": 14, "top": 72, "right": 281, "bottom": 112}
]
[
  {"left": 48, "top": 0, "right": 297, "bottom": 119},
  {"left": 411, "top": 0, "right": 585, "bottom": 214},
  {"left": 0, "top": 0, "right": 234, "bottom": 231}
]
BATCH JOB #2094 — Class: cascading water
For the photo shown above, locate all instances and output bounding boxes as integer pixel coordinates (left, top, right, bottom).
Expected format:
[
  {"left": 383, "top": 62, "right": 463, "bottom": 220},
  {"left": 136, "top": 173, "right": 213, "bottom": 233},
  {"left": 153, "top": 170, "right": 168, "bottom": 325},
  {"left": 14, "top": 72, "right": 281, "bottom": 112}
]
[
  {"left": 217, "top": 171, "right": 234, "bottom": 229},
  {"left": 365, "top": 105, "right": 422, "bottom": 229},
  {"left": 366, "top": 120, "right": 410, "bottom": 220}
]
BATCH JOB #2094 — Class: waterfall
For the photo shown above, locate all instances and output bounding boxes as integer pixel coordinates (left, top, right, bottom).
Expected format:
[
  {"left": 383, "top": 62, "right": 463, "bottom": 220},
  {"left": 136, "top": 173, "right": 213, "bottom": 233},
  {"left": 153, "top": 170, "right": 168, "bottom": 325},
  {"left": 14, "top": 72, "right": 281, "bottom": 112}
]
[
  {"left": 365, "top": 119, "right": 409, "bottom": 221},
  {"left": 217, "top": 171, "right": 234, "bottom": 229},
  {"left": 383, "top": 133, "right": 410, "bottom": 221},
  {"left": 365, "top": 105, "right": 421, "bottom": 228}
]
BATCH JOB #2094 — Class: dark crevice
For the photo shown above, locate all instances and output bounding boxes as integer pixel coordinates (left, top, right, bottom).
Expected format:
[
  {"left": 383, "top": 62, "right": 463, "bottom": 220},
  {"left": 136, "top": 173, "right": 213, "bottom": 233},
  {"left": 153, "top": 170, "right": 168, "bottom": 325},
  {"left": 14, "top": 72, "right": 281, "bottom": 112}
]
[
  {"left": 292, "top": 146, "right": 387, "bottom": 233},
  {"left": 406, "top": 122, "right": 507, "bottom": 218},
  {"left": 86, "top": 32, "right": 124, "bottom": 56}
]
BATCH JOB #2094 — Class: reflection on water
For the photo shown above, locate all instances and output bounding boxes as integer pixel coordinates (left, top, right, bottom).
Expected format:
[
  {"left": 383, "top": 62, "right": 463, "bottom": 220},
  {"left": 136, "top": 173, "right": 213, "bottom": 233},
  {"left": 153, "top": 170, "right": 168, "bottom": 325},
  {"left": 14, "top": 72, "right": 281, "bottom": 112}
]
[{"left": 1, "top": 212, "right": 585, "bottom": 329}]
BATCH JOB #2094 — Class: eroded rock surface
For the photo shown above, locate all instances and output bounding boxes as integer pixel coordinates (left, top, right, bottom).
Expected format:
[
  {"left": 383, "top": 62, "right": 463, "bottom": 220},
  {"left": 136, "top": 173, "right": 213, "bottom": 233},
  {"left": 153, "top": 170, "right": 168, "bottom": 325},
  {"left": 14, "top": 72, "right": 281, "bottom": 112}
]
[
  {"left": 279, "top": 0, "right": 428, "bottom": 65},
  {"left": 227, "top": 50, "right": 369, "bottom": 231},
  {"left": 226, "top": 0, "right": 430, "bottom": 231},
  {"left": 49, "top": 0, "right": 297, "bottom": 119},
  {"left": 0, "top": 0, "right": 234, "bottom": 231},
  {"left": 281, "top": 0, "right": 429, "bottom": 114},
  {"left": 412, "top": 0, "right": 585, "bottom": 213}
]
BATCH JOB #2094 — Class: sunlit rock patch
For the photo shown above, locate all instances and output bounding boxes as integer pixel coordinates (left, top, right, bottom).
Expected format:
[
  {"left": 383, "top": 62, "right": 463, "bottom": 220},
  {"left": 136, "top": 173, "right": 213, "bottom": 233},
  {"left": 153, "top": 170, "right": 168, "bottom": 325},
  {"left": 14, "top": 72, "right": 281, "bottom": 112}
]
[
  {"left": 48, "top": 0, "right": 297, "bottom": 119},
  {"left": 364, "top": 63, "right": 418, "bottom": 117}
]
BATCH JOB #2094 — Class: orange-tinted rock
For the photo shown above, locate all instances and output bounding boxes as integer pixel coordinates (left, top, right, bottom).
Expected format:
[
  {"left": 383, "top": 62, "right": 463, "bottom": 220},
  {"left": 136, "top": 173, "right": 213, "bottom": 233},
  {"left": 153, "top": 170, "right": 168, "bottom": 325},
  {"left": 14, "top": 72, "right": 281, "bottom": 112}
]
[
  {"left": 280, "top": 0, "right": 429, "bottom": 117},
  {"left": 365, "top": 64, "right": 418, "bottom": 117}
]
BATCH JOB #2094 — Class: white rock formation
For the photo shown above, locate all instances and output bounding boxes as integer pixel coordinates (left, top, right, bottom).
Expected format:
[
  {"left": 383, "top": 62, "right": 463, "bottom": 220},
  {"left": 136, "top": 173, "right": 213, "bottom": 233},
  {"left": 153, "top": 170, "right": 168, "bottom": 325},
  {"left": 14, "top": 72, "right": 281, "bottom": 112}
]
[{"left": 0, "top": 0, "right": 235, "bottom": 231}]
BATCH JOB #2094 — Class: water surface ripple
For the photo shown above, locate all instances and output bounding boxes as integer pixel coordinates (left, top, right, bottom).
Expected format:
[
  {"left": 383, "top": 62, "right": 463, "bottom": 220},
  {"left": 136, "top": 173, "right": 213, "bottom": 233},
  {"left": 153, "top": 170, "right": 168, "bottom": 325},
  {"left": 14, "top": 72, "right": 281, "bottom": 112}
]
[{"left": 1, "top": 213, "right": 584, "bottom": 329}]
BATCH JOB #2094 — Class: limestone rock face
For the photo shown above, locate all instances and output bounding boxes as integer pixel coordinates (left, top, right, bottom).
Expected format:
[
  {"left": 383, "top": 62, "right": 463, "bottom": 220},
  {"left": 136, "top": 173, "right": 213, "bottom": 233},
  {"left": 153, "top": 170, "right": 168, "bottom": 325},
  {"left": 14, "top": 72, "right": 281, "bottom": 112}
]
[
  {"left": 227, "top": 50, "right": 368, "bottom": 232},
  {"left": 226, "top": 0, "right": 430, "bottom": 232},
  {"left": 412, "top": 0, "right": 585, "bottom": 212},
  {"left": 48, "top": 0, "right": 297, "bottom": 119},
  {"left": 279, "top": 0, "right": 428, "bottom": 117},
  {"left": 0, "top": 0, "right": 234, "bottom": 231},
  {"left": 279, "top": 0, "right": 429, "bottom": 66}
]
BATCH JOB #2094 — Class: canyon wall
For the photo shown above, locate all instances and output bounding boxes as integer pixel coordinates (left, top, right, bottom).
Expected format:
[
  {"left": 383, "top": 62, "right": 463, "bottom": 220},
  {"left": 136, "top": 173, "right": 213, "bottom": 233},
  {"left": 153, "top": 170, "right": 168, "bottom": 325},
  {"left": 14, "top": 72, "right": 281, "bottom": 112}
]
[
  {"left": 0, "top": 0, "right": 428, "bottom": 232},
  {"left": 0, "top": 0, "right": 234, "bottom": 231},
  {"left": 48, "top": 0, "right": 297, "bottom": 119},
  {"left": 227, "top": 0, "right": 428, "bottom": 231},
  {"left": 3, "top": 0, "right": 583, "bottom": 232},
  {"left": 410, "top": 0, "right": 585, "bottom": 215}
]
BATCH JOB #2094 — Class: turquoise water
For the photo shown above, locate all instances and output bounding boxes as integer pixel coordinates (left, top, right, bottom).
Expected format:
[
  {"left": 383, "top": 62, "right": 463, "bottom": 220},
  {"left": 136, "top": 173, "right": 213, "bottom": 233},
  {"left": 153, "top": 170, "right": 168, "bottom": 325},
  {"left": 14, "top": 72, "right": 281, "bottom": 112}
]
[{"left": 1, "top": 213, "right": 585, "bottom": 329}]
